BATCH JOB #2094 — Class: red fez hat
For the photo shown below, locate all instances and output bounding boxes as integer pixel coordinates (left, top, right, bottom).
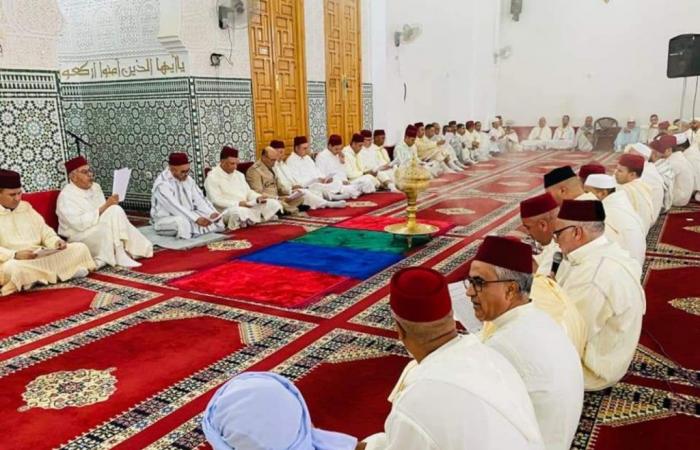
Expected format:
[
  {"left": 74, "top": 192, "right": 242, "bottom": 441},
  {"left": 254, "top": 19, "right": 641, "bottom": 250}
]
[
  {"left": 465, "top": 120, "right": 475, "bottom": 128},
  {"left": 65, "top": 156, "right": 89, "bottom": 174},
  {"left": 618, "top": 153, "right": 645, "bottom": 172},
  {"left": 220, "top": 146, "right": 239, "bottom": 159},
  {"left": 405, "top": 125, "right": 418, "bottom": 138},
  {"left": 414, "top": 122, "right": 424, "bottom": 128},
  {"left": 544, "top": 166, "right": 576, "bottom": 188},
  {"left": 168, "top": 152, "right": 189, "bottom": 166},
  {"left": 360, "top": 129, "right": 372, "bottom": 139},
  {"left": 558, "top": 199, "right": 606, "bottom": 222},
  {"left": 658, "top": 121, "right": 670, "bottom": 130},
  {"left": 390, "top": 267, "right": 451, "bottom": 322},
  {"left": 373, "top": 129, "right": 386, "bottom": 137},
  {"left": 351, "top": 133, "right": 364, "bottom": 144},
  {"left": 650, "top": 135, "right": 676, "bottom": 153},
  {"left": 520, "top": 192, "right": 558, "bottom": 219},
  {"left": 270, "top": 140, "right": 285, "bottom": 149},
  {"left": 474, "top": 236, "right": 533, "bottom": 274},
  {"left": 0, "top": 169, "right": 21, "bottom": 189},
  {"left": 578, "top": 163, "right": 606, "bottom": 180},
  {"left": 293, "top": 136, "right": 308, "bottom": 147},
  {"left": 328, "top": 134, "right": 342, "bottom": 146}
]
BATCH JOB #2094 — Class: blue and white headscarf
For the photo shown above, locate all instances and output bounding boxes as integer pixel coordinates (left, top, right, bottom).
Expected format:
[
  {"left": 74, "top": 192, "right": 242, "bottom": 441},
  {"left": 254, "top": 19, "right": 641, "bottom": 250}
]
[{"left": 202, "top": 372, "right": 358, "bottom": 450}]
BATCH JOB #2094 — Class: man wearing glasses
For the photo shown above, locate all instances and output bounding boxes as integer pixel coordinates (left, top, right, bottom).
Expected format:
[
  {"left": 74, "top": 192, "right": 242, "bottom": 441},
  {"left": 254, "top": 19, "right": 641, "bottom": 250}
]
[
  {"left": 57, "top": 156, "right": 153, "bottom": 268},
  {"left": 467, "top": 236, "right": 583, "bottom": 450},
  {"left": 552, "top": 200, "right": 645, "bottom": 391}
]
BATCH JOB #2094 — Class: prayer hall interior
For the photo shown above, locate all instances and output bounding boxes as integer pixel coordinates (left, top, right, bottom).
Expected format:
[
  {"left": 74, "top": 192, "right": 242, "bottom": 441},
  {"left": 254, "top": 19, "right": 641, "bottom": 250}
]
[{"left": 2, "top": 0, "right": 700, "bottom": 449}]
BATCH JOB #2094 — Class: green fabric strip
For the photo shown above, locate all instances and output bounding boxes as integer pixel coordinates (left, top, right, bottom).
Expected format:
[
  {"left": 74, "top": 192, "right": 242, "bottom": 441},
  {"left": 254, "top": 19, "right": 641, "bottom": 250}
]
[{"left": 293, "top": 227, "right": 409, "bottom": 254}]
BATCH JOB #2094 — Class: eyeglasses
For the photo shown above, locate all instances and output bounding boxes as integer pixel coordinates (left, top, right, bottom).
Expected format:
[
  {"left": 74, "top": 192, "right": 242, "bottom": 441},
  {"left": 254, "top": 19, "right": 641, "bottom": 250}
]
[
  {"left": 463, "top": 276, "right": 517, "bottom": 293},
  {"left": 75, "top": 168, "right": 94, "bottom": 175},
  {"left": 552, "top": 225, "right": 577, "bottom": 241}
]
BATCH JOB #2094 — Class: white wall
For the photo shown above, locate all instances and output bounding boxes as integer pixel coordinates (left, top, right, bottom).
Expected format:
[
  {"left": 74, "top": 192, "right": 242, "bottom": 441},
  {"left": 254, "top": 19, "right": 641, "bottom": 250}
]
[
  {"left": 304, "top": 0, "right": 325, "bottom": 81},
  {"left": 373, "top": 0, "right": 501, "bottom": 144},
  {"left": 497, "top": 0, "right": 700, "bottom": 126},
  {"left": 0, "top": 0, "right": 63, "bottom": 70}
]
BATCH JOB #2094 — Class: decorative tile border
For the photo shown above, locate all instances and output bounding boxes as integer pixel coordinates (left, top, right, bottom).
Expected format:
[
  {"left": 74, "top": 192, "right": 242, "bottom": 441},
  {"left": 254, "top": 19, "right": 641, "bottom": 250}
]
[
  {"left": 307, "top": 81, "right": 327, "bottom": 153},
  {"left": 362, "top": 82, "right": 373, "bottom": 130},
  {"left": 0, "top": 69, "right": 68, "bottom": 191}
]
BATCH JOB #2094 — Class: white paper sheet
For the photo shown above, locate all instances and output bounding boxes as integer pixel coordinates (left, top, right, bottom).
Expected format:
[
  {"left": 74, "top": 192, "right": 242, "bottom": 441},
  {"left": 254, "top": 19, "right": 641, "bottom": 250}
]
[
  {"left": 287, "top": 190, "right": 304, "bottom": 201},
  {"left": 448, "top": 281, "right": 483, "bottom": 333},
  {"left": 112, "top": 168, "right": 132, "bottom": 201}
]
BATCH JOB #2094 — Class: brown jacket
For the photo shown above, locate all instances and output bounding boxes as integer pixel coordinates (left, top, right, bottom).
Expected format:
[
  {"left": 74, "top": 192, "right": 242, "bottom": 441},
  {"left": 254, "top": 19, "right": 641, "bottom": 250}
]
[{"left": 245, "top": 160, "right": 302, "bottom": 214}]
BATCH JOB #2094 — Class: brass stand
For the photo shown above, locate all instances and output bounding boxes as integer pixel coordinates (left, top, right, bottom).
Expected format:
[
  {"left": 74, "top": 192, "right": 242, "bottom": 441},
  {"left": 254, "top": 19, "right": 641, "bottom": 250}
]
[{"left": 384, "top": 156, "right": 439, "bottom": 247}]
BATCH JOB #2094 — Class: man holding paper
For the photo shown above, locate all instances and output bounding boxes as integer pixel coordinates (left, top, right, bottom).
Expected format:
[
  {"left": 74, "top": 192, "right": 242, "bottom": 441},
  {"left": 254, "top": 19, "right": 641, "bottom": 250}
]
[
  {"left": 358, "top": 129, "right": 400, "bottom": 192},
  {"left": 1, "top": 169, "right": 95, "bottom": 295},
  {"left": 205, "top": 146, "right": 283, "bottom": 230},
  {"left": 246, "top": 142, "right": 304, "bottom": 214},
  {"left": 57, "top": 156, "right": 152, "bottom": 268},
  {"left": 151, "top": 152, "right": 225, "bottom": 239}
]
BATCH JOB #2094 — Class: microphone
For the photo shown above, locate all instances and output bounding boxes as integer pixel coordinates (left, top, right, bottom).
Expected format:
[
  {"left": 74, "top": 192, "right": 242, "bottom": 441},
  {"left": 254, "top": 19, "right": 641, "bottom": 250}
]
[{"left": 550, "top": 251, "right": 563, "bottom": 278}]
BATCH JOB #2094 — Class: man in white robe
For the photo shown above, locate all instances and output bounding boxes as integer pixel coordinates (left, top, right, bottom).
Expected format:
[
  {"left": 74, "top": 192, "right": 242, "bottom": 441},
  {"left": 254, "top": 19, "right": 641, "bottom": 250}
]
[
  {"left": 554, "top": 199, "right": 645, "bottom": 391},
  {"left": 624, "top": 143, "right": 664, "bottom": 219},
  {"left": 285, "top": 136, "right": 359, "bottom": 200},
  {"left": 640, "top": 114, "right": 660, "bottom": 144},
  {"left": 58, "top": 156, "right": 152, "bottom": 268},
  {"left": 416, "top": 123, "right": 454, "bottom": 172},
  {"left": 272, "top": 144, "right": 346, "bottom": 210},
  {"left": 456, "top": 122, "right": 477, "bottom": 164},
  {"left": 357, "top": 129, "right": 399, "bottom": 191},
  {"left": 361, "top": 267, "right": 544, "bottom": 450},
  {"left": 151, "top": 152, "right": 224, "bottom": 239},
  {"left": 502, "top": 120, "right": 522, "bottom": 152},
  {"left": 393, "top": 125, "right": 442, "bottom": 178},
  {"left": 549, "top": 115, "right": 575, "bottom": 150},
  {"left": 674, "top": 127, "right": 700, "bottom": 200},
  {"left": 473, "top": 121, "right": 491, "bottom": 161},
  {"left": 205, "top": 146, "right": 283, "bottom": 230},
  {"left": 649, "top": 139, "right": 676, "bottom": 212},
  {"left": 584, "top": 174, "right": 646, "bottom": 266},
  {"left": 468, "top": 236, "right": 583, "bottom": 450},
  {"left": 316, "top": 135, "right": 375, "bottom": 194},
  {"left": 522, "top": 117, "right": 553, "bottom": 151},
  {"left": 614, "top": 118, "right": 641, "bottom": 151},
  {"left": 487, "top": 118, "right": 506, "bottom": 154},
  {"left": 342, "top": 133, "right": 381, "bottom": 192},
  {"left": 431, "top": 122, "right": 468, "bottom": 169},
  {"left": 575, "top": 116, "right": 595, "bottom": 151},
  {"left": 615, "top": 152, "right": 657, "bottom": 232},
  {"left": 1, "top": 170, "right": 95, "bottom": 295},
  {"left": 650, "top": 136, "right": 693, "bottom": 207}
]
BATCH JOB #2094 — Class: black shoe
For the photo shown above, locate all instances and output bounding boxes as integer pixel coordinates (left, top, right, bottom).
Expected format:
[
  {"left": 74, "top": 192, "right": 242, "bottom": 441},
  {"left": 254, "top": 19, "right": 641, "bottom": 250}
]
[{"left": 298, "top": 205, "right": 311, "bottom": 212}]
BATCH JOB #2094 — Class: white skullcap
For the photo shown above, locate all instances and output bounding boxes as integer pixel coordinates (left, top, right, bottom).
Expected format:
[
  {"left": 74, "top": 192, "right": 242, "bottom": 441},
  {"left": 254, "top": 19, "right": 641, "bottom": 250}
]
[
  {"left": 627, "top": 143, "right": 652, "bottom": 159},
  {"left": 585, "top": 174, "right": 616, "bottom": 189},
  {"left": 505, "top": 119, "right": 515, "bottom": 126},
  {"left": 627, "top": 117, "right": 636, "bottom": 122}
]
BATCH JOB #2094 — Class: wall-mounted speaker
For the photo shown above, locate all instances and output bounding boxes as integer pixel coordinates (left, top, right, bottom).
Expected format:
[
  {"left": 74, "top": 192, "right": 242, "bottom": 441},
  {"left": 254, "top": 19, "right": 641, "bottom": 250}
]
[{"left": 668, "top": 34, "right": 700, "bottom": 78}]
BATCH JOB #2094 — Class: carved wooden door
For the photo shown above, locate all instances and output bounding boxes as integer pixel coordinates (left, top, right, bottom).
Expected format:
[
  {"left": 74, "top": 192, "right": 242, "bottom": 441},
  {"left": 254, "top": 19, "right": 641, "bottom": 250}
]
[
  {"left": 325, "top": 0, "right": 362, "bottom": 142},
  {"left": 250, "top": 0, "right": 308, "bottom": 156}
]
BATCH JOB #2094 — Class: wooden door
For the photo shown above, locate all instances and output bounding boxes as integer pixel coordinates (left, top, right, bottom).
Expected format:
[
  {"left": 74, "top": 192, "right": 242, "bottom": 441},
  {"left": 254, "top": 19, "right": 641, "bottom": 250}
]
[
  {"left": 250, "top": 0, "right": 308, "bottom": 155},
  {"left": 325, "top": 0, "right": 362, "bottom": 142}
]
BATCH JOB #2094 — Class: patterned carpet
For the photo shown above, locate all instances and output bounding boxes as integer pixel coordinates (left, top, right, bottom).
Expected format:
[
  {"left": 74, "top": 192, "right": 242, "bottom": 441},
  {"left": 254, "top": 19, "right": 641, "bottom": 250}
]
[{"left": 0, "top": 150, "right": 698, "bottom": 450}]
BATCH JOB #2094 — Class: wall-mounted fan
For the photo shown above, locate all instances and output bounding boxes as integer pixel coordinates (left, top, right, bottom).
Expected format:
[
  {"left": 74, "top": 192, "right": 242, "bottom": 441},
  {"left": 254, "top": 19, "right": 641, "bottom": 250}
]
[
  {"left": 394, "top": 24, "right": 422, "bottom": 47},
  {"left": 218, "top": 0, "right": 261, "bottom": 30}
]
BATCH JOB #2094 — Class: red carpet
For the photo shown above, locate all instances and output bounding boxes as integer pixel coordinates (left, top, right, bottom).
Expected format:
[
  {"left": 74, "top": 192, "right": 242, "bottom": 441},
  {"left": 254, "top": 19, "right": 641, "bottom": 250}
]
[{"left": 1, "top": 150, "right": 697, "bottom": 450}]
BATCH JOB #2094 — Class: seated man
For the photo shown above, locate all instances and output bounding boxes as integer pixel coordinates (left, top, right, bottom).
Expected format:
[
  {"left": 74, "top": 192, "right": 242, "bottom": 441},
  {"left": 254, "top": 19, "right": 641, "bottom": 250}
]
[
  {"left": 469, "top": 236, "right": 583, "bottom": 450},
  {"left": 59, "top": 156, "right": 153, "bottom": 268},
  {"left": 454, "top": 123, "right": 474, "bottom": 164},
  {"left": 357, "top": 129, "right": 399, "bottom": 191},
  {"left": 575, "top": 116, "right": 595, "bottom": 151},
  {"left": 522, "top": 117, "right": 552, "bottom": 151},
  {"left": 614, "top": 118, "right": 641, "bottom": 151},
  {"left": 205, "top": 146, "right": 283, "bottom": 230},
  {"left": 316, "top": 135, "right": 375, "bottom": 194},
  {"left": 272, "top": 143, "right": 346, "bottom": 210},
  {"left": 614, "top": 153, "right": 656, "bottom": 232},
  {"left": 641, "top": 113, "right": 660, "bottom": 144},
  {"left": 246, "top": 143, "right": 304, "bottom": 214},
  {"left": 624, "top": 143, "right": 665, "bottom": 216},
  {"left": 1, "top": 169, "right": 95, "bottom": 296},
  {"left": 502, "top": 120, "right": 522, "bottom": 152},
  {"left": 650, "top": 135, "right": 693, "bottom": 207},
  {"left": 361, "top": 267, "right": 544, "bottom": 450},
  {"left": 431, "top": 122, "right": 468, "bottom": 169},
  {"left": 487, "top": 118, "right": 506, "bottom": 154},
  {"left": 415, "top": 123, "right": 453, "bottom": 172},
  {"left": 203, "top": 372, "right": 357, "bottom": 450},
  {"left": 549, "top": 115, "right": 576, "bottom": 150},
  {"left": 151, "top": 152, "right": 224, "bottom": 239},
  {"left": 341, "top": 133, "right": 381, "bottom": 192},
  {"left": 554, "top": 200, "right": 645, "bottom": 391},
  {"left": 393, "top": 125, "right": 442, "bottom": 178},
  {"left": 584, "top": 174, "right": 646, "bottom": 266},
  {"left": 286, "top": 135, "right": 359, "bottom": 200},
  {"left": 520, "top": 192, "right": 563, "bottom": 276}
]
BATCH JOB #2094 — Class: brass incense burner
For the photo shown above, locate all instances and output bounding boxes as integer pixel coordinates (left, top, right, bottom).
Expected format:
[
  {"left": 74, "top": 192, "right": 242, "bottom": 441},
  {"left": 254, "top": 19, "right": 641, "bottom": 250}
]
[{"left": 384, "top": 156, "right": 439, "bottom": 246}]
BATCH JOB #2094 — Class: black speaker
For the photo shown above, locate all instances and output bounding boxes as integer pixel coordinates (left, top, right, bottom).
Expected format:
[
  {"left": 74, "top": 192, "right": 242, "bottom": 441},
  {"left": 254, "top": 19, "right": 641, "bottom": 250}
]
[{"left": 667, "top": 34, "right": 700, "bottom": 78}]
